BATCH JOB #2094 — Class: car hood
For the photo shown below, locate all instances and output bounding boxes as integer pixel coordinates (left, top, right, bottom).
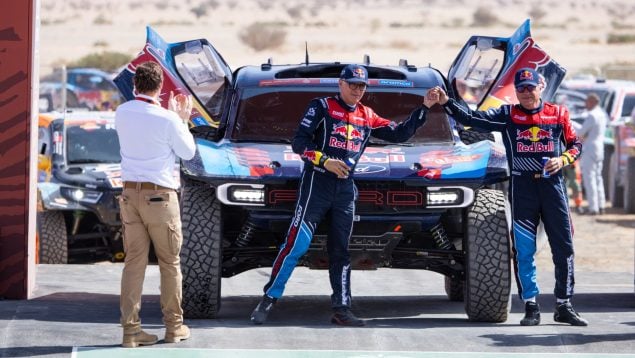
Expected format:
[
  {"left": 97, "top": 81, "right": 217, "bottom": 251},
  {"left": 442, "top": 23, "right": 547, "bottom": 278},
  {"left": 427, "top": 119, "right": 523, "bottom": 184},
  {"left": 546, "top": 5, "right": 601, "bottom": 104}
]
[
  {"left": 52, "top": 163, "right": 122, "bottom": 190},
  {"left": 182, "top": 139, "right": 507, "bottom": 183}
]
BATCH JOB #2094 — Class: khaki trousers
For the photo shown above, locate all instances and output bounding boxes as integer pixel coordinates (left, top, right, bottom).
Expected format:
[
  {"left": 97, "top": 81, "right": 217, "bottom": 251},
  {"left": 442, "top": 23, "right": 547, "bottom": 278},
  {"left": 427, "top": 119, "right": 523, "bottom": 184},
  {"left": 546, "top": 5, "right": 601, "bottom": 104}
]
[{"left": 119, "top": 187, "right": 184, "bottom": 333}]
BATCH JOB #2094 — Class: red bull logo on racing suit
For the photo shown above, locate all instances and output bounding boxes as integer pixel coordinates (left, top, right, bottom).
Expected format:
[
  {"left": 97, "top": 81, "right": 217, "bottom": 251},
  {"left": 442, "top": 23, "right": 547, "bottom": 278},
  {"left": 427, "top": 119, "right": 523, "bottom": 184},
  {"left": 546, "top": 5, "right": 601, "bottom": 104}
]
[
  {"left": 516, "top": 126, "right": 554, "bottom": 152},
  {"left": 330, "top": 124, "right": 364, "bottom": 152}
]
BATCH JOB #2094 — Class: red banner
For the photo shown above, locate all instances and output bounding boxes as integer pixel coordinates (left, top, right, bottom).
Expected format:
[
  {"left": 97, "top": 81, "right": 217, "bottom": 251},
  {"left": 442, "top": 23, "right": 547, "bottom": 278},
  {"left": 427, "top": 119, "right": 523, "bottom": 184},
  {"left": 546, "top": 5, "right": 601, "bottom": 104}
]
[{"left": 0, "top": 1, "right": 36, "bottom": 299}]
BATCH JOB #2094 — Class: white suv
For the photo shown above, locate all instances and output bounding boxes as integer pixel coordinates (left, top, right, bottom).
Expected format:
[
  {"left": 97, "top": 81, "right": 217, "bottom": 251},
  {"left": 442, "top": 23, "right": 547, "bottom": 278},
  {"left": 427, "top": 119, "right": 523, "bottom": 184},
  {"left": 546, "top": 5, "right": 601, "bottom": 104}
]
[{"left": 560, "top": 76, "right": 635, "bottom": 210}]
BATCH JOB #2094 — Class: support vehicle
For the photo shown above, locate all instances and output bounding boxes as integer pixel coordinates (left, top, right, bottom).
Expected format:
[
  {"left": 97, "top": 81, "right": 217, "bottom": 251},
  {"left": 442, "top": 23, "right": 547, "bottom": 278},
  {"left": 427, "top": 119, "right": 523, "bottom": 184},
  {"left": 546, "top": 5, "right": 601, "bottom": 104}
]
[{"left": 37, "top": 111, "right": 124, "bottom": 263}]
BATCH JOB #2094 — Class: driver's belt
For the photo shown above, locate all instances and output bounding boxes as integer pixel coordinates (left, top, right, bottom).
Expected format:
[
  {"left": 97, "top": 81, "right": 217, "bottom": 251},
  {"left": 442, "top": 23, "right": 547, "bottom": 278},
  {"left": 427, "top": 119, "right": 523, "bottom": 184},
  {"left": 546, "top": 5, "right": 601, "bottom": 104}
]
[{"left": 123, "top": 181, "right": 173, "bottom": 191}]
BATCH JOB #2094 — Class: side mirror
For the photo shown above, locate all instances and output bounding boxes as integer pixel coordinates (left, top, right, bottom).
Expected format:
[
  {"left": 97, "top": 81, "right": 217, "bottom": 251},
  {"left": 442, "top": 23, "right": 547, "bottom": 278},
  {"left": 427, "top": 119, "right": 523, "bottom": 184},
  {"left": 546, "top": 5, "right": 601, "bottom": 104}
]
[{"left": 38, "top": 94, "right": 53, "bottom": 113}]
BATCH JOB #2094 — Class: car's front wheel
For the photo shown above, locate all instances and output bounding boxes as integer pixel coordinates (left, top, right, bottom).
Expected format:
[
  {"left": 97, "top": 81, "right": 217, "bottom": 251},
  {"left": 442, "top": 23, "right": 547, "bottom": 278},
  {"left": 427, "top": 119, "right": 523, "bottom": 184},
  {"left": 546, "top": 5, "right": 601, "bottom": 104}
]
[
  {"left": 463, "top": 189, "right": 511, "bottom": 322},
  {"left": 37, "top": 211, "right": 68, "bottom": 264},
  {"left": 180, "top": 180, "right": 223, "bottom": 318}
]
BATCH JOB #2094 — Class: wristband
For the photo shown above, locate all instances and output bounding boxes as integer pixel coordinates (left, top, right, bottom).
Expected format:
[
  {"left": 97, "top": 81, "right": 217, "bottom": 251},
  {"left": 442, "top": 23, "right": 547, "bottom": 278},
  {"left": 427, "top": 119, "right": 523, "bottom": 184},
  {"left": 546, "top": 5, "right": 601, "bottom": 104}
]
[
  {"left": 560, "top": 155, "right": 570, "bottom": 166},
  {"left": 319, "top": 155, "right": 329, "bottom": 167}
]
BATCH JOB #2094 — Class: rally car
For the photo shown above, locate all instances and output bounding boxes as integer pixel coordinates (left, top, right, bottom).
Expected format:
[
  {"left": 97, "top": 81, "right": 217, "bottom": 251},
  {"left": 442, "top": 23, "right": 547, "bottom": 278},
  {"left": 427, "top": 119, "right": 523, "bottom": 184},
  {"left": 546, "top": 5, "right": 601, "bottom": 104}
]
[
  {"left": 37, "top": 111, "right": 124, "bottom": 263},
  {"left": 41, "top": 68, "right": 121, "bottom": 111},
  {"left": 115, "top": 19, "right": 565, "bottom": 322}
]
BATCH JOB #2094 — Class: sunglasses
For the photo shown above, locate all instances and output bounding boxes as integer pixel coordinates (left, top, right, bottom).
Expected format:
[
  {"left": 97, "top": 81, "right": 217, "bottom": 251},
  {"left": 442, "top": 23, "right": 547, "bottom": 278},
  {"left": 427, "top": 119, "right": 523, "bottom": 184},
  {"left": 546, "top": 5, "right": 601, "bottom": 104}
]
[
  {"left": 515, "top": 84, "right": 537, "bottom": 93},
  {"left": 346, "top": 82, "right": 367, "bottom": 91}
]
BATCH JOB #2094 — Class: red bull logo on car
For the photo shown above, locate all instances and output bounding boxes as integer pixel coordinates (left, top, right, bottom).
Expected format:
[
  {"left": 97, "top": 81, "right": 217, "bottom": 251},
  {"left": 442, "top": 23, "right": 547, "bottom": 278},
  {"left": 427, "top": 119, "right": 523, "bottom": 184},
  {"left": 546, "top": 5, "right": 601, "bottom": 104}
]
[{"left": 516, "top": 126, "right": 554, "bottom": 152}]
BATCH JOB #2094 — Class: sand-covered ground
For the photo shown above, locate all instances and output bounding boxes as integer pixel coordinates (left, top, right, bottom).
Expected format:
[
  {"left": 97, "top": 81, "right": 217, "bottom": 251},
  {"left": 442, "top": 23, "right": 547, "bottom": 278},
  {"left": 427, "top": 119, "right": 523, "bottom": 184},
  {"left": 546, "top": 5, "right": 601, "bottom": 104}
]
[{"left": 39, "top": 0, "right": 635, "bottom": 78}]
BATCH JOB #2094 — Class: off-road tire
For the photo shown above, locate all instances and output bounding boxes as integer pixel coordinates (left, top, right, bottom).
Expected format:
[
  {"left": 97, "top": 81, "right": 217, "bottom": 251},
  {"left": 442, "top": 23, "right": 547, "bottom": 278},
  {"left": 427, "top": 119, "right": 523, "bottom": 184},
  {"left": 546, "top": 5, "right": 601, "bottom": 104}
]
[
  {"left": 38, "top": 211, "right": 68, "bottom": 264},
  {"left": 623, "top": 157, "right": 635, "bottom": 213},
  {"left": 459, "top": 128, "right": 495, "bottom": 145},
  {"left": 180, "top": 180, "right": 223, "bottom": 318},
  {"left": 464, "top": 189, "right": 511, "bottom": 322},
  {"left": 444, "top": 276, "right": 464, "bottom": 302}
]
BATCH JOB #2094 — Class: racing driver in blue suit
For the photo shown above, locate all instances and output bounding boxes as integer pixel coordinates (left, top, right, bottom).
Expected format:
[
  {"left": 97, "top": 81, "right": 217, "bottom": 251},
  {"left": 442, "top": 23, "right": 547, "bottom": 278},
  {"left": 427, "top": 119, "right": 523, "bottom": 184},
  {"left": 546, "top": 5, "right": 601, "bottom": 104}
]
[
  {"left": 250, "top": 64, "right": 437, "bottom": 326},
  {"left": 428, "top": 68, "right": 588, "bottom": 327}
]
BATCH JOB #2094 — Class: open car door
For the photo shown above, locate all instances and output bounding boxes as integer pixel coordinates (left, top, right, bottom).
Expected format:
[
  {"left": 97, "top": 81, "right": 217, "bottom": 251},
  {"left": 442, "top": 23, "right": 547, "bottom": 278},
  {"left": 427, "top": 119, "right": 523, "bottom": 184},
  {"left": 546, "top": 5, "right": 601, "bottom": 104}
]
[
  {"left": 447, "top": 19, "right": 565, "bottom": 111},
  {"left": 114, "top": 27, "right": 232, "bottom": 131}
]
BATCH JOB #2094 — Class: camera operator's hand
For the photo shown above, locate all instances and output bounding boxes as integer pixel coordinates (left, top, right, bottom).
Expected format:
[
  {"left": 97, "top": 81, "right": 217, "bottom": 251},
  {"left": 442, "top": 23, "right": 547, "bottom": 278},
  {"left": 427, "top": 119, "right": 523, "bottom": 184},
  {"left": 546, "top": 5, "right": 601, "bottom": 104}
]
[{"left": 324, "top": 159, "right": 351, "bottom": 179}]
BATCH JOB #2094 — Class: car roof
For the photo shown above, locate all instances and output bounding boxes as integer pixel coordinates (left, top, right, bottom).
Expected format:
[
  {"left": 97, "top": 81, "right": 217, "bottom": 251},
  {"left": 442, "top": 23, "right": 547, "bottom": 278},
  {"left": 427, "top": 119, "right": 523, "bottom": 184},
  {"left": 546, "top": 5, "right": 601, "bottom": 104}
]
[
  {"left": 233, "top": 63, "right": 442, "bottom": 88},
  {"left": 48, "top": 110, "right": 116, "bottom": 123},
  {"left": 562, "top": 77, "right": 635, "bottom": 91}
]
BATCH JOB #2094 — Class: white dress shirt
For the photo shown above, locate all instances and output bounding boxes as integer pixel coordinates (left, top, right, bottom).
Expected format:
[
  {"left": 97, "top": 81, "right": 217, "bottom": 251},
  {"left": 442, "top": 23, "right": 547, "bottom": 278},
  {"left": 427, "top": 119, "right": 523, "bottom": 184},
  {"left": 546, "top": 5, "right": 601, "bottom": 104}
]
[
  {"left": 115, "top": 95, "right": 196, "bottom": 189},
  {"left": 577, "top": 105, "right": 608, "bottom": 162}
]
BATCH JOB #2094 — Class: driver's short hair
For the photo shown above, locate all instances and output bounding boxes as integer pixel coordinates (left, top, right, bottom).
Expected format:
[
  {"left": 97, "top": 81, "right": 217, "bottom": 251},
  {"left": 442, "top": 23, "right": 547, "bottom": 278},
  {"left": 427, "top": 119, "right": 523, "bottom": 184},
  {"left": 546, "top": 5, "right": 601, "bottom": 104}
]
[{"left": 134, "top": 61, "right": 163, "bottom": 94}]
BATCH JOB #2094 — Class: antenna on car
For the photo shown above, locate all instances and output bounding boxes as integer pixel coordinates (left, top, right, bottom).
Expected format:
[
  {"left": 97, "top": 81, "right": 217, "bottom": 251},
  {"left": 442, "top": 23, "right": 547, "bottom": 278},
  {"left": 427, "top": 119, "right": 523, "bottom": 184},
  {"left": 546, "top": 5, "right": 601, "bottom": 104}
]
[
  {"left": 363, "top": 54, "right": 370, "bottom": 65},
  {"left": 305, "top": 42, "right": 309, "bottom": 65},
  {"left": 261, "top": 58, "right": 273, "bottom": 71}
]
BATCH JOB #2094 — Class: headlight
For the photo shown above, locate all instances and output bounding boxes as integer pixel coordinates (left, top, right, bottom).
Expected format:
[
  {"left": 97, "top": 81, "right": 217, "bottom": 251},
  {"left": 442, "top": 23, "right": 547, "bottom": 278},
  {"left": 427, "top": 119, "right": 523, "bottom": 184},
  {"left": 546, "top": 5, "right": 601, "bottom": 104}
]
[
  {"left": 60, "top": 187, "right": 103, "bottom": 204},
  {"left": 426, "top": 187, "right": 474, "bottom": 208},
  {"left": 229, "top": 187, "right": 265, "bottom": 203},
  {"left": 216, "top": 183, "right": 265, "bottom": 206}
]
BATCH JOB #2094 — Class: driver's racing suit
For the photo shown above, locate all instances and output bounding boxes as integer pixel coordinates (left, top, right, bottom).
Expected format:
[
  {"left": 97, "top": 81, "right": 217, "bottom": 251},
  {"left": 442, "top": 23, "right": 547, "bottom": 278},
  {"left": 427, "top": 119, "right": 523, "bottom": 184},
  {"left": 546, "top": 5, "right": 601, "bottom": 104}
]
[
  {"left": 442, "top": 98, "right": 582, "bottom": 301},
  {"left": 262, "top": 95, "right": 429, "bottom": 308}
]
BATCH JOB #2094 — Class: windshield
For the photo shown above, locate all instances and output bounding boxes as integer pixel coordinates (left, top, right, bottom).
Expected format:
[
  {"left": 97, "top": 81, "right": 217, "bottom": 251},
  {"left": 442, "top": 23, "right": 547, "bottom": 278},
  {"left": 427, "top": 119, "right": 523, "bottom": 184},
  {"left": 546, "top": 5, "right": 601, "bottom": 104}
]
[
  {"left": 622, "top": 94, "right": 635, "bottom": 117},
  {"left": 231, "top": 88, "right": 453, "bottom": 144},
  {"left": 174, "top": 41, "right": 230, "bottom": 119},
  {"left": 66, "top": 121, "right": 121, "bottom": 164}
]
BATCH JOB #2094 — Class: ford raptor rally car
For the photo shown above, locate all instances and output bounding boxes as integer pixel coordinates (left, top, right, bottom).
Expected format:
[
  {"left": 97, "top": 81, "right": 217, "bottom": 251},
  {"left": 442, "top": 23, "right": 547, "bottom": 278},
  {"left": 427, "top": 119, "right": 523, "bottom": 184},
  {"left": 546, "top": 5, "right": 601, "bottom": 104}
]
[
  {"left": 115, "top": 19, "right": 565, "bottom": 322},
  {"left": 37, "top": 111, "right": 124, "bottom": 264}
]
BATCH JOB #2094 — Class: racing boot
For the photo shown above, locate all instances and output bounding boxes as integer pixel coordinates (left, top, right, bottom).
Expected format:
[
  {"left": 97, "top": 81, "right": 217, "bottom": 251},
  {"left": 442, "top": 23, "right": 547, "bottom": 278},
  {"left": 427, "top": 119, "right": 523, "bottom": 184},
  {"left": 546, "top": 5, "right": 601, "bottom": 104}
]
[
  {"left": 520, "top": 301, "right": 541, "bottom": 326},
  {"left": 250, "top": 295, "right": 277, "bottom": 325},
  {"left": 331, "top": 308, "right": 365, "bottom": 327},
  {"left": 165, "top": 324, "right": 191, "bottom": 343},
  {"left": 554, "top": 301, "right": 588, "bottom": 326},
  {"left": 122, "top": 329, "right": 158, "bottom": 348}
]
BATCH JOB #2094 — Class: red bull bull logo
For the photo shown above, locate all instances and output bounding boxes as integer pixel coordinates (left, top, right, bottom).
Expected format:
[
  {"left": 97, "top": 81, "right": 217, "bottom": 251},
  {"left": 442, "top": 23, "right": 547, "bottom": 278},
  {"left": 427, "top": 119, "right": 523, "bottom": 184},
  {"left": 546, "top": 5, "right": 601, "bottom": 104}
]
[
  {"left": 518, "top": 70, "right": 534, "bottom": 81},
  {"left": 516, "top": 126, "right": 554, "bottom": 152},
  {"left": 483, "top": 38, "right": 551, "bottom": 111},
  {"left": 331, "top": 124, "right": 365, "bottom": 141},
  {"left": 302, "top": 150, "right": 318, "bottom": 164},
  {"left": 516, "top": 126, "right": 552, "bottom": 142},
  {"left": 353, "top": 68, "right": 366, "bottom": 79}
]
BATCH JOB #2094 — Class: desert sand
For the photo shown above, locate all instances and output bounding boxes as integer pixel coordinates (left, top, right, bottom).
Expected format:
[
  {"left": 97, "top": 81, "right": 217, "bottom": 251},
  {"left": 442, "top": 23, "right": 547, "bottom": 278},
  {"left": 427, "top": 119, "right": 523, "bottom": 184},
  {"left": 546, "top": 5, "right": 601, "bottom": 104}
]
[{"left": 39, "top": 0, "right": 635, "bottom": 78}]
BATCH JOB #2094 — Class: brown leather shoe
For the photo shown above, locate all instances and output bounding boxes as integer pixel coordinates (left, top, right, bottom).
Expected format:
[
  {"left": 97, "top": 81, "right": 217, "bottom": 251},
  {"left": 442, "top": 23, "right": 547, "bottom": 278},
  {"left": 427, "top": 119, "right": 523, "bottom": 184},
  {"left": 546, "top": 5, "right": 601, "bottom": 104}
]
[
  {"left": 122, "top": 329, "right": 158, "bottom": 348},
  {"left": 165, "top": 324, "right": 191, "bottom": 343}
]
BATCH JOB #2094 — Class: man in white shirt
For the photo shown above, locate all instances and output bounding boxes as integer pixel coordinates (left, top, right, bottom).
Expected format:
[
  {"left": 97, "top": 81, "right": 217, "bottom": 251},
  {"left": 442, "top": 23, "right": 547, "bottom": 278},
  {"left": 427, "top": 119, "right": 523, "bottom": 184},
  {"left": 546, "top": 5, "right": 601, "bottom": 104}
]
[
  {"left": 115, "top": 61, "right": 196, "bottom": 348},
  {"left": 578, "top": 93, "right": 608, "bottom": 215}
]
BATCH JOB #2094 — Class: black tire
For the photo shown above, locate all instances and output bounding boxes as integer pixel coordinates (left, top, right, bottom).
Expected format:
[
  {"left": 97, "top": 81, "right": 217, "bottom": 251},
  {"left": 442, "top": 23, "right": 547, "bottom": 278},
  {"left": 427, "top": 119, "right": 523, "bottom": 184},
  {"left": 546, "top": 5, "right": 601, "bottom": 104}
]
[
  {"left": 463, "top": 189, "right": 511, "bottom": 322},
  {"left": 623, "top": 157, "right": 635, "bottom": 213},
  {"left": 38, "top": 211, "right": 68, "bottom": 264},
  {"left": 459, "top": 128, "right": 495, "bottom": 145},
  {"left": 180, "top": 180, "right": 223, "bottom": 318},
  {"left": 444, "top": 276, "right": 464, "bottom": 302}
]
